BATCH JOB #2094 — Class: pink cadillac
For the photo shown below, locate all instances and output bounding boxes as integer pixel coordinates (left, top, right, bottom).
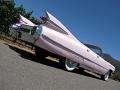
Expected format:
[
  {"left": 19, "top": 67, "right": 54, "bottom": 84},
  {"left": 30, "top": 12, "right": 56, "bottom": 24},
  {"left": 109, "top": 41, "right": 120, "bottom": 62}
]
[{"left": 10, "top": 11, "right": 115, "bottom": 81}]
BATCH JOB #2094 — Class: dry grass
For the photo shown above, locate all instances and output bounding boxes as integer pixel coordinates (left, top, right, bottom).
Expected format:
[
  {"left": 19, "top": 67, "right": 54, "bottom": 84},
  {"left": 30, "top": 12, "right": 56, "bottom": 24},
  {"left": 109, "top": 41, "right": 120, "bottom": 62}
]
[
  {"left": 0, "top": 35, "right": 35, "bottom": 54},
  {"left": 0, "top": 35, "right": 58, "bottom": 62}
]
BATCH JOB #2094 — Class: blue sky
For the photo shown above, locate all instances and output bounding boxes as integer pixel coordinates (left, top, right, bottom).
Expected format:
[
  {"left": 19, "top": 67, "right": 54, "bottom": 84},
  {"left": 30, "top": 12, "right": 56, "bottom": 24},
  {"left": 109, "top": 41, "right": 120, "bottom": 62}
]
[{"left": 16, "top": 0, "right": 120, "bottom": 61}]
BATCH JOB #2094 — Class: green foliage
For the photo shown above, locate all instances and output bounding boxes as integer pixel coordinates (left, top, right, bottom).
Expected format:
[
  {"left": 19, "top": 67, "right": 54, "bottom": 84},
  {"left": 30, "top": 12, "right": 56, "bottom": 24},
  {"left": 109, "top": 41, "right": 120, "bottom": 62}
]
[
  {"left": 15, "top": 5, "right": 41, "bottom": 25},
  {"left": 30, "top": 16, "right": 41, "bottom": 25},
  {"left": 14, "top": 5, "right": 41, "bottom": 25},
  {"left": 112, "top": 72, "right": 120, "bottom": 82},
  {"left": 15, "top": 5, "right": 33, "bottom": 19},
  {"left": 0, "top": 0, "right": 40, "bottom": 34},
  {"left": 0, "top": 0, "right": 17, "bottom": 33}
]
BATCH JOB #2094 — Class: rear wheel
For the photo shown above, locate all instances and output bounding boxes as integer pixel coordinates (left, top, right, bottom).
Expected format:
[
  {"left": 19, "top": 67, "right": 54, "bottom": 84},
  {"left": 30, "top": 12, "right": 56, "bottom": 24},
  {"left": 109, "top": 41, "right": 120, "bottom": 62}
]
[
  {"left": 35, "top": 47, "right": 47, "bottom": 59},
  {"left": 60, "top": 58, "right": 78, "bottom": 71}
]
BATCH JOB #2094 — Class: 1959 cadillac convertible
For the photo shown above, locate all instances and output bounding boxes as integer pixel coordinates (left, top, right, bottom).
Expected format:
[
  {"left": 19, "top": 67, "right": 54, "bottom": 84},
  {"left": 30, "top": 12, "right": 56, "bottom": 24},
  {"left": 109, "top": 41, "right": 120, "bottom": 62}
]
[{"left": 10, "top": 11, "right": 115, "bottom": 81}]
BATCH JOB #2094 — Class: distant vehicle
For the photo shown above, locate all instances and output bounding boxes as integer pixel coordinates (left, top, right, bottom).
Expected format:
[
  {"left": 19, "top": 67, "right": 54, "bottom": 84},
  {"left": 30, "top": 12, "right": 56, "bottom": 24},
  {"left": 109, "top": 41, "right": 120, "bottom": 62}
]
[{"left": 10, "top": 11, "right": 115, "bottom": 81}]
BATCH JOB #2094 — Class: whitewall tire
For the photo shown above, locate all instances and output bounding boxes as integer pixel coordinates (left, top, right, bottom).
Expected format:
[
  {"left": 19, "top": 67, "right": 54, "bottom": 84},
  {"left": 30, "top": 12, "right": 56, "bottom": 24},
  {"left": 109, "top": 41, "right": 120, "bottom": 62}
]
[
  {"left": 101, "top": 72, "right": 110, "bottom": 81},
  {"left": 65, "top": 59, "right": 78, "bottom": 71}
]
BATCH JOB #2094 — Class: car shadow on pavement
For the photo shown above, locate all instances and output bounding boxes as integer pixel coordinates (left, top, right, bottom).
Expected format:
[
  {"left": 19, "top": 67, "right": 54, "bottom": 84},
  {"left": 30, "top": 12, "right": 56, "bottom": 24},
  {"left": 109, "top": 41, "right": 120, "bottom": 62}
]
[{"left": 9, "top": 45, "right": 101, "bottom": 81}]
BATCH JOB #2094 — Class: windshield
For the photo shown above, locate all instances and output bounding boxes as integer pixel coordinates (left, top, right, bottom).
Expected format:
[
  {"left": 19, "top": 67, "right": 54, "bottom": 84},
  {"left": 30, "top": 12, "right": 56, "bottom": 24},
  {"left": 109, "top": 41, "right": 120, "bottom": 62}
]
[
  {"left": 84, "top": 44, "right": 102, "bottom": 56},
  {"left": 90, "top": 47, "right": 102, "bottom": 56}
]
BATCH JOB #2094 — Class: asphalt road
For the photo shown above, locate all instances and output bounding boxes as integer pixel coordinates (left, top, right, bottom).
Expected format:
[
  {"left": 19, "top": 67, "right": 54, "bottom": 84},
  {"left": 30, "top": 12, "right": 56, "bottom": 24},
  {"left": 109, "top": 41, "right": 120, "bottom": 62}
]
[{"left": 0, "top": 43, "right": 120, "bottom": 90}]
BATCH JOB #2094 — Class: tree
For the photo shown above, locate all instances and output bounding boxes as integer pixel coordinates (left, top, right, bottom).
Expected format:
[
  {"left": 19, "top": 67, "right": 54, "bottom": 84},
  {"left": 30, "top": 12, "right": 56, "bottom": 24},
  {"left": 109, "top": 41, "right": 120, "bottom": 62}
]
[
  {"left": 0, "top": 0, "right": 16, "bottom": 33},
  {"left": 15, "top": 5, "right": 41, "bottom": 25},
  {"left": 30, "top": 16, "right": 41, "bottom": 25},
  {"left": 0, "top": 0, "right": 41, "bottom": 34}
]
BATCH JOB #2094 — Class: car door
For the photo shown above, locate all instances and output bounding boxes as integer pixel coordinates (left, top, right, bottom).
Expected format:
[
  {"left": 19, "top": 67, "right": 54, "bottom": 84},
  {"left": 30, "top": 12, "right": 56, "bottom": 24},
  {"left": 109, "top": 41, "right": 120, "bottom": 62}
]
[{"left": 82, "top": 48, "right": 97, "bottom": 72}]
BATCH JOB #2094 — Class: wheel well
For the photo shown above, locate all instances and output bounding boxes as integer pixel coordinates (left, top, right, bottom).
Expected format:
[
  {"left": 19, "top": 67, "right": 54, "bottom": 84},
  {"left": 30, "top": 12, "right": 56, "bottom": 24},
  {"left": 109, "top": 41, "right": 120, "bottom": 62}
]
[{"left": 109, "top": 70, "right": 113, "bottom": 76}]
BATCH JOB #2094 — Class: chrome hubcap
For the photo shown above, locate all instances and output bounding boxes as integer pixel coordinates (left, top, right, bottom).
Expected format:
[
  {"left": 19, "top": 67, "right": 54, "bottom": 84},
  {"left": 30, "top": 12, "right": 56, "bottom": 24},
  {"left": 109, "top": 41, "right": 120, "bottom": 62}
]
[{"left": 65, "top": 59, "right": 78, "bottom": 71}]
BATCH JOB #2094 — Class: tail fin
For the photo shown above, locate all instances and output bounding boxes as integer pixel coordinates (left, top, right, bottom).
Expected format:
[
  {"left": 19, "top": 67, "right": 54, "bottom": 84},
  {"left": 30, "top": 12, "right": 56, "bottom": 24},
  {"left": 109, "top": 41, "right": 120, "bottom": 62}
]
[
  {"left": 19, "top": 15, "right": 36, "bottom": 26},
  {"left": 42, "top": 11, "right": 80, "bottom": 43},
  {"left": 18, "top": 15, "right": 38, "bottom": 29}
]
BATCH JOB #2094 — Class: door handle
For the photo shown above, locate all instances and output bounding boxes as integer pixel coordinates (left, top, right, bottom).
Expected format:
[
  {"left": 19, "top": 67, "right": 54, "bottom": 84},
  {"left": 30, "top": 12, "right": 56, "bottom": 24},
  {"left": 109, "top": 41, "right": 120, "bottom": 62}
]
[{"left": 87, "top": 49, "right": 89, "bottom": 52}]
